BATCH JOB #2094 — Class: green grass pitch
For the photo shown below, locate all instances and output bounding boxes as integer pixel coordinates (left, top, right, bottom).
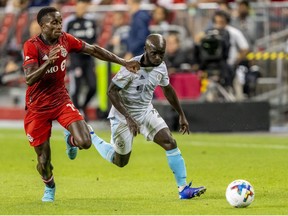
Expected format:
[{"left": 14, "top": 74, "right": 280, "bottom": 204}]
[{"left": 0, "top": 128, "right": 288, "bottom": 215}]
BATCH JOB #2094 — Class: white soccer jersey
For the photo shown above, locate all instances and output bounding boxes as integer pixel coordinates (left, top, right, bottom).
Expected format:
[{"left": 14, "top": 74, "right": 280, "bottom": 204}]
[{"left": 108, "top": 55, "right": 169, "bottom": 123}]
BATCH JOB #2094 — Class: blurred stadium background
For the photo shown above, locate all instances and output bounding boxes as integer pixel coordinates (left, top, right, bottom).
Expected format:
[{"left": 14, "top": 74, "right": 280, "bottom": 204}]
[{"left": 0, "top": 0, "right": 287, "bottom": 133}]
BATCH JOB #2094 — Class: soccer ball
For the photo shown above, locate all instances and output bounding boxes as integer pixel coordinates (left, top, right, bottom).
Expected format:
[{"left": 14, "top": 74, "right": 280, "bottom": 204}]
[{"left": 225, "top": 179, "right": 255, "bottom": 208}]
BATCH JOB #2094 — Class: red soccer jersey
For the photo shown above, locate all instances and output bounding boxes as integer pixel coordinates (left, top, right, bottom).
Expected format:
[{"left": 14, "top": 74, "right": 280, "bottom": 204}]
[{"left": 23, "top": 32, "right": 84, "bottom": 113}]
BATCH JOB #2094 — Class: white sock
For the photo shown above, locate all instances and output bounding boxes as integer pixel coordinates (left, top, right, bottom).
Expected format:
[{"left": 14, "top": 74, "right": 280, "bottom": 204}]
[{"left": 178, "top": 185, "right": 186, "bottom": 192}]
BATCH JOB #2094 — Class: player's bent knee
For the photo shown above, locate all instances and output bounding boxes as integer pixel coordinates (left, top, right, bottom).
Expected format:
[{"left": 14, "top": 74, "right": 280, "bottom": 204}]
[
  {"left": 75, "top": 136, "right": 92, "bottom": 149},
  {"left": 166, "top": 136, "right": 177, "bottom": 145},
  {"left": 115, "top": 160, "right": 129, "bottom": 168},
  {"left": 113, "top": 153, "right": 130, "bottom": 168},
  {"left": 160, "top": 137, "right": 177, "bottom": 150},
  {"left": 80, "top": 141, "right": 92, "bottom": 149},
  {"left": 166, "top": 142, "right": 177, "bottom": 150}
]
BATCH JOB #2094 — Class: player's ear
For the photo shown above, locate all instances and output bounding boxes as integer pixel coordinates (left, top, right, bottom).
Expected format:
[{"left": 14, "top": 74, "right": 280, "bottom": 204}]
[{"left": 38, "top": 19, "right": 44, "bottom": 28}]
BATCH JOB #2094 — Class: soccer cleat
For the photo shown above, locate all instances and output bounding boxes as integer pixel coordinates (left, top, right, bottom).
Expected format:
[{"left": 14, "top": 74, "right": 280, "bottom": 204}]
[
  {"left": 179, "top": 182, "right": 206, "bottom": 199},
  {"left": 64, "top": 129, "right": 78, "bottom": 160},
  {"left": 42, "top": 185, "right": 55, "bottom": 202}
]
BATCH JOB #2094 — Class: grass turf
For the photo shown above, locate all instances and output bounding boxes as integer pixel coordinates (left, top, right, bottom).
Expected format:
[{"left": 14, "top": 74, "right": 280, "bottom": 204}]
[{"left": 0, "top": 128, "right": 287, "bottom": 215}]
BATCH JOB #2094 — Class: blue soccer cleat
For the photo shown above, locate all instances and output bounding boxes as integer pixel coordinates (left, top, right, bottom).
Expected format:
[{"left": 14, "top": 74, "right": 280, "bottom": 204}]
[
  {"left": 179, "top": 182, "right": 206, "bottom": 199},
  {"left": 42, "top": 185, "right": 55, "bottom": 202},
  {"left": 64, "top": 129, "right": 78, "bottom": 160}
]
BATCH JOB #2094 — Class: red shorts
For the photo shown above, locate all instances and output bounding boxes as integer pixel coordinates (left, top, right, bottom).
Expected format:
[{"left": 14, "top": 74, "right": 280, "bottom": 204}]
[{"left": 24, "top": 102, "right": 84, "bottom": 147}]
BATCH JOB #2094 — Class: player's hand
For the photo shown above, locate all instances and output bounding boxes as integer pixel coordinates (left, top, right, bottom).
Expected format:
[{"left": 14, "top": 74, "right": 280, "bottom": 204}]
[
  {"left": 124, "top": 60, "right": 140, "bottom": 73},
  {"left": 126, "top": 116, "right": 140, "bottom": 137},
  {"left": 48, "top": 45, "right": 61, "bottom": 64},
  {"left": 179, "top": 114, "right": 190, "bottom": 135}
]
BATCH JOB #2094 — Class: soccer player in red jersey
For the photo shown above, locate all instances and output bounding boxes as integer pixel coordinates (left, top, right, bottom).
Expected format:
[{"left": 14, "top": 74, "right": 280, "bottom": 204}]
[{"left": 22, "top": 6, "right": 140, "bottom": 202}]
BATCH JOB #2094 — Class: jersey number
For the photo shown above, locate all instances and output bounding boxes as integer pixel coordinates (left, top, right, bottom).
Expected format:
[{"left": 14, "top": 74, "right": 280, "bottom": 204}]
[{"left": 66, "top": 103, "right": 81, "bottom": 115}]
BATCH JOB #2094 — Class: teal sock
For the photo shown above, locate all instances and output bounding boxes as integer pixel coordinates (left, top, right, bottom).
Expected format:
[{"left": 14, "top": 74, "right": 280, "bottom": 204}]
[
  {"left": 90, "top": 131, "right": 115, "bottom": 163},
  {"left": 166, "top": 148, "right": 187, "bottom": 187}
]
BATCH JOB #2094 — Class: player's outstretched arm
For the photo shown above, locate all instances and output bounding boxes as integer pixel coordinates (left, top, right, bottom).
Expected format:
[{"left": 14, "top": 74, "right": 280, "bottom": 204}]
[
  {"left": 162, "top": 84, "right": 190, "bottom": 134},
  {"left": 107, "top": 82, "right": 140, "bottom": 136},
  {"left": 82, "top": 43, "right": 140, "bottom": 73}
]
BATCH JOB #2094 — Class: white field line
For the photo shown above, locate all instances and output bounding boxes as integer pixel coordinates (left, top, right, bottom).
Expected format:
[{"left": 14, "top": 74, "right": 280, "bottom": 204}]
[
  {"left": 190, "top": 141, "right": 288, "bottom": 150},
  {"left": 3, "top": 133, "right": 288, "bottom": 150}
]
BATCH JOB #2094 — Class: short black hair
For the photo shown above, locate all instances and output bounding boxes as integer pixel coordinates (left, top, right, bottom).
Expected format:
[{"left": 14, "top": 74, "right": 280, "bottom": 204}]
[
  {"left": 213, "top": 10, "right": 231, "bottom": 24},
  {"left": 239, "top": 0, "right": 249, "bottom": 8},
  {"left": 37, "top": 7, "right": 58, "bottom": 25}
]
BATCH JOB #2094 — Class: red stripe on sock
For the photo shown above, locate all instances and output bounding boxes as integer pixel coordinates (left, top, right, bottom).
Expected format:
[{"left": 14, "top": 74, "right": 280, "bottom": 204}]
[
  {"left": 42, "top": 175, "right": 53, "bottom": 184},
  {"left": 70, "top": 136, "right": 77, "bottom": 147}
]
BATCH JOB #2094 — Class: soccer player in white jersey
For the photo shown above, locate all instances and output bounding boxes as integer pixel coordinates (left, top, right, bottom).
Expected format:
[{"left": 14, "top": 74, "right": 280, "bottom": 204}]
[{"left": 90, "top": 33, "right": 206, "bottom": 199}]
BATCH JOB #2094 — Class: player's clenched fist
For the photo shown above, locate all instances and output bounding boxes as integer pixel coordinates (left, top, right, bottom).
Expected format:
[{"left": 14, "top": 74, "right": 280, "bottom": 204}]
[
  {"left": 126, "top": 116, "right": 140, "bottom": 137},
  {"left": 48, "top": 46, "right": 61, "bottom": 64},
  {"left": 179, "top": 115, "right": 190, "bottom": 135},
  {"left": 124, "top": 59, "right": 140, "bottom": 73}
]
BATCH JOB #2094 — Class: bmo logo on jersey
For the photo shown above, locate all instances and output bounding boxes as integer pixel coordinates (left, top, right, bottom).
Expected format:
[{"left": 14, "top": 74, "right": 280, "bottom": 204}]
[
  {"left": 46, "top": 65, "right": 59, "bottom": 74},
  {"left": 46, "top": 60, "right": 66, "bottom": 74}
]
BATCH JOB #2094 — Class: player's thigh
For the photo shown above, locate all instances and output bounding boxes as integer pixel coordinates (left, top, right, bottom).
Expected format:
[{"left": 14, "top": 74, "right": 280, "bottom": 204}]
[
  {"left": 140, "top": 108, "right": 169, "bottom": 142},
  {"left": 68, "top": 120, "right": 90, "bottom": 142},
  {"left": 110, "top": 117, "right": 133, "bottom": 155},
  {"left": 24, "top": 110, "right": 53, "bottom": 147}
]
